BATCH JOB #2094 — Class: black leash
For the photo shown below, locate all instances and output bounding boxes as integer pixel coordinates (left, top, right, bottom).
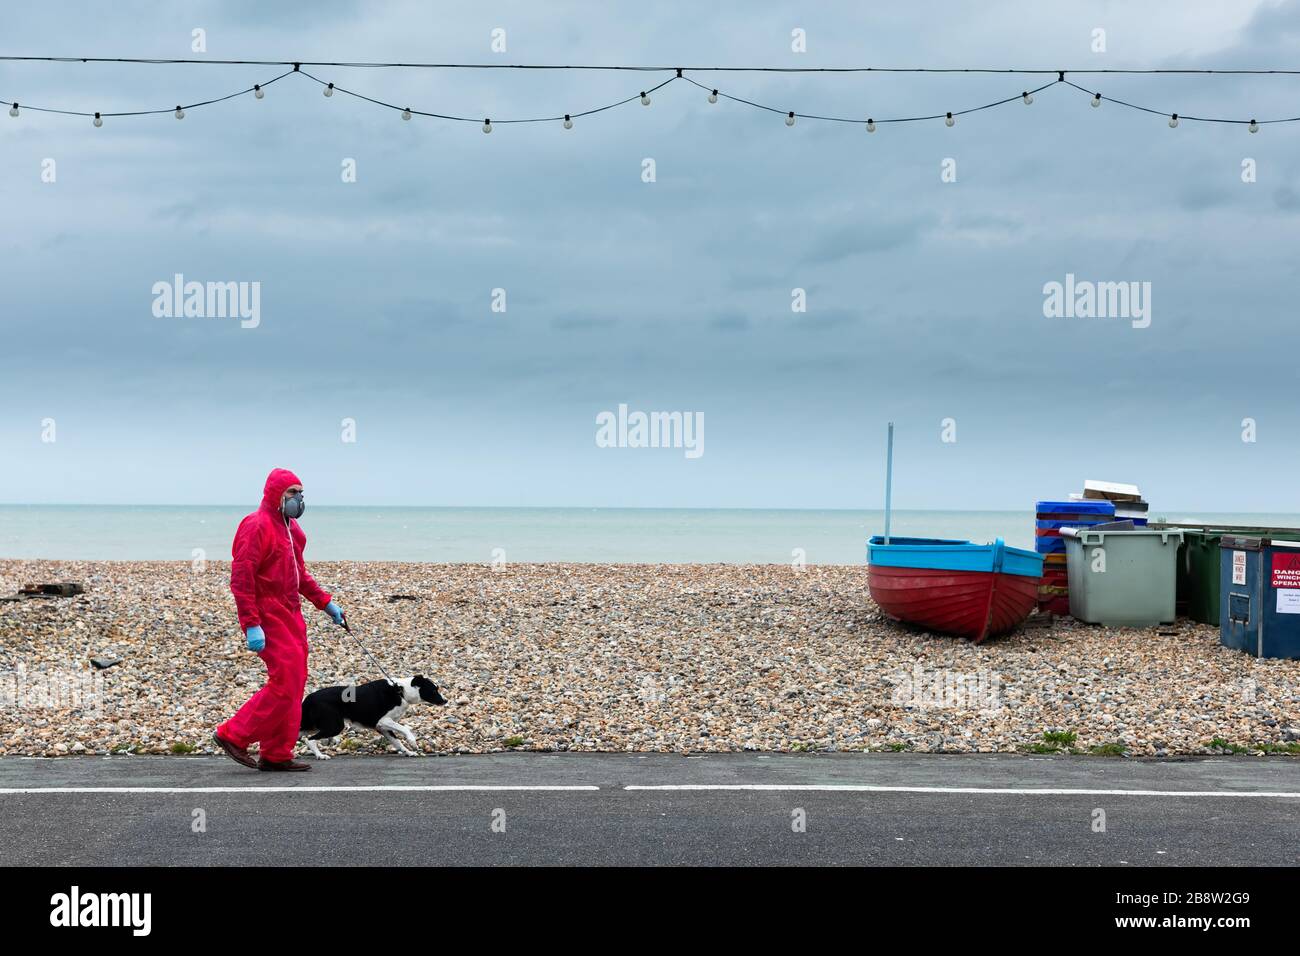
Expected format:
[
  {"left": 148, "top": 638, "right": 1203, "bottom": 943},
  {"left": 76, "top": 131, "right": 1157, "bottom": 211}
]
[{"left": 338, "top": 612, "right": 397, "bottom": 685}]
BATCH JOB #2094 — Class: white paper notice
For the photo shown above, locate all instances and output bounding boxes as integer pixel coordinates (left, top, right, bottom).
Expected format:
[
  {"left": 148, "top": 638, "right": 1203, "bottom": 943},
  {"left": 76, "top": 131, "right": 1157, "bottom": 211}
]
[
  {"left": 1233, "top": 551, "right": 1247, "bottom": 586},
  {"left": 1276, "top": 589, "right": 1300, "bottom": 615}
]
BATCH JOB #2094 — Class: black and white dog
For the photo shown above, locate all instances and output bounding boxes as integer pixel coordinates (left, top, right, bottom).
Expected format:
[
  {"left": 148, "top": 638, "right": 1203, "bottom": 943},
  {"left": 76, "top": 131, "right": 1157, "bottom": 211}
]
[{"left": 299, "top": 676, "right": 447, "bottom": 758}]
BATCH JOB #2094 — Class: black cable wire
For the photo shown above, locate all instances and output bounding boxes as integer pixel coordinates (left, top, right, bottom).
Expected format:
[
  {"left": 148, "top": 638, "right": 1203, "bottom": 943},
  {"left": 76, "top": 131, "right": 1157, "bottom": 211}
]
[
  {"left": 1062, "top": 78, "right": 1300, "bottom": 125},
  {"left": 5, "top": 56, "right": 1300, "bottom": 74},
  {"left": 297, "top": 67, "right": 678, "bottom": 123},
  {"left": 5, "top": 69, "right": 295, "bottom": 117},
  {"left": 680, "top": 74, "right": 1060, "bottom": 123}
]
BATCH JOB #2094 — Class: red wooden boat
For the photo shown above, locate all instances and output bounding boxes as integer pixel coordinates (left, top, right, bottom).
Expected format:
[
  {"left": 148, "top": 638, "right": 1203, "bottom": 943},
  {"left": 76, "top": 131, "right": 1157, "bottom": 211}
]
[{"left": 867, "top": 536, "right": 1044, "bottom": 643}]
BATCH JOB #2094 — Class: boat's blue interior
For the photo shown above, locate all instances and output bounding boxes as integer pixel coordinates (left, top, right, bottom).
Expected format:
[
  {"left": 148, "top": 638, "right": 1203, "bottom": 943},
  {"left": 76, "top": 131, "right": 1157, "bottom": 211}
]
[
  {"left": 868, "top": 536, "right": 971, "bottom": 547},
  {"left": 867, "top": 535, "right": 1044, "bottom": 578}
]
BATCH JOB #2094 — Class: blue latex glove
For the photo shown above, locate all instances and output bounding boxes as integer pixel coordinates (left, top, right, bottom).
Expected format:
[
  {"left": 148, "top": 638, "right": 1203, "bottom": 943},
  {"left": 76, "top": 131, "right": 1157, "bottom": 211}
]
[
  {"left": 245, "top": 625, "right": 266, "bottom": 652},
  {"left": 324, "top": 602, "right": 345, "bottom": 626}
]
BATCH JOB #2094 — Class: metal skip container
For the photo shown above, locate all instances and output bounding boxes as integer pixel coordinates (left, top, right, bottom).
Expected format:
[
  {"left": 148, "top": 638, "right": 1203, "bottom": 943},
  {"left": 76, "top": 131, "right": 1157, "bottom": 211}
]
[
  {"left": 1219, "top": 535, "right": 1300, "bottom": 659},
  {"left": 1061, "top": 525, "right": 1183, "bottom": 626},
  {"left": 1153, "top": 524, "right": 1300, "bottom": 625}
]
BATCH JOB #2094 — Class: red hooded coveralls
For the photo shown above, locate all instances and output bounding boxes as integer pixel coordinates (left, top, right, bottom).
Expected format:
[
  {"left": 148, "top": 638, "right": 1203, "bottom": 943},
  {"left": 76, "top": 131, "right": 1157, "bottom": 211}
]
[{"left": 217, "top": 468, "right": 332, "bottom": 762}]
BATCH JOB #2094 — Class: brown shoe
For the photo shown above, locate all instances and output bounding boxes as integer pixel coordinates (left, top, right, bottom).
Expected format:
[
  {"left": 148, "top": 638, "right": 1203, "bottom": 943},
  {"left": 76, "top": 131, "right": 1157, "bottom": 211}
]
[
  {"left": 214, "top": 732, "right": 258, "bottom": 769},
  {"left": 257, "top": 757, "right": 313, "bottom": 772}
]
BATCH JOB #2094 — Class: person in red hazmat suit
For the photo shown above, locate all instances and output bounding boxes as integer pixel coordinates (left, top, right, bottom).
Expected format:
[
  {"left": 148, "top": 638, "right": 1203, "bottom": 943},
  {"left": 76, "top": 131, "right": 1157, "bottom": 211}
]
[{"left": 214, "top": 468, "right": 345, "bottom": 771}]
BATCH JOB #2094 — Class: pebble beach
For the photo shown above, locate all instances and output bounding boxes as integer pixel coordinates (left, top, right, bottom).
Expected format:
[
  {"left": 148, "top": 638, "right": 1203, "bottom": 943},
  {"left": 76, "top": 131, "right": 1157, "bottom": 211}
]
[{"left": 1, "top": 559, "right": 1297, "bottom": 758}]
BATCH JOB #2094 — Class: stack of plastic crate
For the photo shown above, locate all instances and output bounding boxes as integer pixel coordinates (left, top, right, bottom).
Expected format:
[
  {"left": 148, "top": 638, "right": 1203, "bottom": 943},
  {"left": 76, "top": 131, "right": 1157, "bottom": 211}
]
[{"left": 1035, "top": 499, "right": 1116, "bottom": 615}]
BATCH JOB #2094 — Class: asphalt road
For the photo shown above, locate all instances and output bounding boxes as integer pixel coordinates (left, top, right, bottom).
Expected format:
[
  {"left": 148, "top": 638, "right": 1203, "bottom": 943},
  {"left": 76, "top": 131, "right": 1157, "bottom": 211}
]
[{"left": 1, "top": 753, "right": 1297, "bottom": 865}]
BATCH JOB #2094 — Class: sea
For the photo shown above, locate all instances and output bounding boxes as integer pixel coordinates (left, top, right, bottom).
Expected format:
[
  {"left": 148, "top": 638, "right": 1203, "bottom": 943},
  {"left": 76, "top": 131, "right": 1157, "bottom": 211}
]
[{"left": 3, "top": 506, "right": 1299, "bottom": 564}]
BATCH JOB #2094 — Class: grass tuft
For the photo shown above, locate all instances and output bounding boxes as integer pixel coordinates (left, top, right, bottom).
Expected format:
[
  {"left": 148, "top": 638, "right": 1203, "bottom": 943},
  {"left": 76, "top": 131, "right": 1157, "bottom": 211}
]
[
  {"left": 1088, "top": 742, "right": 1128, "bottom": 757},
  {"left": 1042, "top": 730, "right": 1078, "bottom": 746},
  {"left": 1023, "top": 742, "right": 1060, "bottom": 754},
  {"left": 1254, "top": 742, "right": 1300, "bottom": 755},
  {"left": 1205, "top": 737, "right": 1249, "bottom": 754}
]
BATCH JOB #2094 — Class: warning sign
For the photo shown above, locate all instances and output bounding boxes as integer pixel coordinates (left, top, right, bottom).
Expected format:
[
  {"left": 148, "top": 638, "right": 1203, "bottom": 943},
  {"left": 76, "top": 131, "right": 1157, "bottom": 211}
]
[
  {"left": 1271, "top": 551, "right": 1300, "bottom": 588},
  {"left": 1233, "top": 551, "right": 1247, "bottom": 586}
]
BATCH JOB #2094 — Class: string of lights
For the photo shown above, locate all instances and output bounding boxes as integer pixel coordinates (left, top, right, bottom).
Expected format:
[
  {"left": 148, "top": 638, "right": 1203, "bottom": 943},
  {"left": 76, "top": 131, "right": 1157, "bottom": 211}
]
[
  {"left": 296, "top": 67, "right": 679, "bottom": 126},
  {"left": 3, "top": 61, "right": 1296, "bottom": 131}
]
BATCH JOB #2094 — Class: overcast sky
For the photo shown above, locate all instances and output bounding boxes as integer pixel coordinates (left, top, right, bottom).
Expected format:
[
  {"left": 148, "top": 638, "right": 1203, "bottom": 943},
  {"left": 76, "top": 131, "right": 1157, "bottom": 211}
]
[{"left": 2, "top": 0, "right": 1299, "bottom": 510}]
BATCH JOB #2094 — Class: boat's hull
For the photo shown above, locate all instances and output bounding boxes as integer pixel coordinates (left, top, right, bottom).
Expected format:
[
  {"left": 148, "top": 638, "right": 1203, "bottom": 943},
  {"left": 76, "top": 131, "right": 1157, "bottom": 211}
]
[
  {"left": 868, "top": 565, "right": 1040, "bottom": 642},
  {"left": 866, "top": 536, "right": 1044, "bottom": 642}
]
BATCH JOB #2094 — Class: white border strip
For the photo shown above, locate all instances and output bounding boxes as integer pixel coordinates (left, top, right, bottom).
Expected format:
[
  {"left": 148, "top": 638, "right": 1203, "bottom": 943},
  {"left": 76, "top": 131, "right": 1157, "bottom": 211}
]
[
  {"left": 624, "top": 785, "right": 1300, "bottom": 797},
  {"left": 0, "top": 785, "right": 600, "bottom": 794}
]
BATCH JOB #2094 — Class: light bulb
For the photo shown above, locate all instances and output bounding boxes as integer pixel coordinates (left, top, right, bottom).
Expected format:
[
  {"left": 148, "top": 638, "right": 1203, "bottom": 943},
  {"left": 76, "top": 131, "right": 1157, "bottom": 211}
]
[
  {"left": 785, "top": 111, "right": 795, "bottom": 126},
  {"left": 324, "top": 83, "right": 334, "bottom": 97},
  {"left": 401, "top": 108, "right": 411, "bottom": 120},
  {"left": 254, "top": 85, "right": 264, "bottom": 99},
  {"left": 1249, "top": 119, "right": 1259, "bottom": 133},
  {"left": 174, "top": 106, "right": 185, "bottom": 120},
  {"left": 1091, "top": 93, "right": 1101, "bottom": 108},
  {"left": 945, "top": 112, "right": 955, "bottom": 127},
  {"left": 708, "top": 89, "right": 718, "bottom": 104},
  {"left": 1022, "top": 91, "right": 1033, "bottom": 105},
  {"left": 93, "top": 112, "right": 102, "bottom": 127},
  {"left": 866, "top": 118, "right": 876, "bottom": 133},
  {"left": 640, "top": 92, "right": 650, "bottom": 106},
  {"left": 1168, "top": 113, "right": 1179, "bottom": 128},
  {"left": 482, "top": 118, "right": 492, "bottom": 133},
  {"left": 563, "top": 114, "right": 573, "bottom": 129},
  {"left": 7, "top": 103, "right": 16, "bottom": 118}
]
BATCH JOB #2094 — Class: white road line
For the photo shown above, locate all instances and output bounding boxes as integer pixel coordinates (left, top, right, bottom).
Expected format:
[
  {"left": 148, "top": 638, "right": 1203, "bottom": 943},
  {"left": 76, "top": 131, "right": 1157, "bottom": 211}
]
[
  {"left": 1, "top": 783, "right": 1295, "bottom": 798},
  {"left": 623, "top": 785, "right": 1300, "bottom": 797},
  {"left": 0, "top": 785, "right": 600, "bottom": 794}
]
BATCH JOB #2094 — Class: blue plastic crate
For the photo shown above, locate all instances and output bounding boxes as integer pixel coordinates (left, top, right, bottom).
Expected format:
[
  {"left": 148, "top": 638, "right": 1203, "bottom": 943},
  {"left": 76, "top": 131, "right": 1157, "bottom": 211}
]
[
  {"left": 1035, "top": 518, "right": 1115, "bottom": 531},
  {"left": 1035, "top": 500, "right": 1116, "bottom": 517}
]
